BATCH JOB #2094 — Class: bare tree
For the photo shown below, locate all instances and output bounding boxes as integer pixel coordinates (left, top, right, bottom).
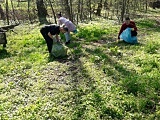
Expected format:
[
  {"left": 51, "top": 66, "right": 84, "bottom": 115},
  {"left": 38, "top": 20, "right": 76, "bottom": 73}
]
[
  {"left": 0, "top": 0, "right": 156, "bottom": 25},
  {"left": 89, "top": 0, "right": 92, "bottom": 20},
  {"left": 120, "top": 0, "right": 127, "bottom": 22},
  {"left": 6, "top": 0, "right": 9, "bottom": 25},
  {"left": 48, "top": 0, "right": 57, "bottom": 24},
  {"left": 10, "top": 0, "right": 17, "bottom": 23},
  {"left": 62, "top": 0, "right": 72, "bottom": 21},
  {"left": 96, "top": 0, "right": 103, "bottom": 16},
  {"left": 27, "top": 0, "right": 33, "bottom": 24},
  {"left": 0, "top": 4, "right": 5, "bottom": 21},
  {"left": 36, "top": 0, "right": 48, "bottom": 24},
  {"left": 80, "top": 0, "right": 84, "bottom": 21}
]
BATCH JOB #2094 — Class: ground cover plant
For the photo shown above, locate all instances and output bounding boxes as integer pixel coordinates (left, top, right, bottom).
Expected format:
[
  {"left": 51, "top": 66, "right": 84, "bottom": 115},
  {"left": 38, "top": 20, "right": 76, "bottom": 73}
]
[{"left": 0, "top": 14, "right": 160, "bottom": 119}]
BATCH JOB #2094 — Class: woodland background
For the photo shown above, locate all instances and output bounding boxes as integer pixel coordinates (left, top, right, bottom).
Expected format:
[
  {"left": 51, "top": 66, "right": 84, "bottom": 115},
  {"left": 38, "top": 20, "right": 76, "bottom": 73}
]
[{"left": 0, "top": 0, "right": 159, "bottom": 25}]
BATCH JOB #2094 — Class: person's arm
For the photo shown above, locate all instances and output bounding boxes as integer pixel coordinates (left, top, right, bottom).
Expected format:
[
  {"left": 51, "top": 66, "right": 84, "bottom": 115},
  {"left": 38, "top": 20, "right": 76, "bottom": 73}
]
[
  {"left": 58, "top": 19, "right": 62, "bottom": 25},
  {"left": 130, "top": 21, "right": 137, "bottom": 31},
  {"left": 48, "top": 32, "right": 54, "bottom": 39},
  {"left": 48, "top": 32, "right": 60, "bottom": 42},
  {"left": 133, "top": 24, "right": 137, "bottom": 31},
  {"left": 55, "top": 34, "right": 60, "bottom": 42},
  {"left": 118, "top": 24, "right": 125, "bottom": 39}
]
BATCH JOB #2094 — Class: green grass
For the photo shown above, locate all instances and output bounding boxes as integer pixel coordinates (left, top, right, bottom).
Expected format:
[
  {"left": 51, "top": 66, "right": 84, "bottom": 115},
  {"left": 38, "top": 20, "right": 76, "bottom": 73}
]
[{"left": 0, "top": 17, "right": 160, "bottom": 120}]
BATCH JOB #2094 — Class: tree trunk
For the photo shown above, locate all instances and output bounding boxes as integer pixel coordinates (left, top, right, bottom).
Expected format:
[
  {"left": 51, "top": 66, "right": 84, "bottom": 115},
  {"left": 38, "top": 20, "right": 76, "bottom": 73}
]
[
  {"left": 70, "top": 0, "right": 73, "bottom": 22},
  {"left": 10, "top": 0, "right": 17, "bottom": 23},
  {"left": 0, "top": 4, "right": 5, "bottom": 21},
  {"left": 17, "top": 0, "right": 20, "bottom": 7},
  {"left": 80, "top": 0, "right": 83, "bottom": 21},
  {"left": 6, "top": 0, "right": 9, "bottom": 25},
  {"left": 27, "top": 0, "right": 33, "bottom": 24},
  {"left": 36, "top": 0, "right": 48, "bottom": 24},
  {"left": 125, "top": 0, "right": 130, "bottom": 15},
  {"left": 145, "top": 0, "right": 148, "bottom": 12},
  {"left": 89, "top": 0, "right": 92, "bottom": 20},
  {"left": 48, "top": 0, "right": 57, "bottom": 24},
  {"left": 77, "top": 0, "right": 81, "bottom": 24},
  {"left": 121, "top": 0, "right": 126, "bottom": 22},
  {"left": 96, "top": 0, "right": 103, "bottom": 16},
  {"left": 63, "top": 0, "right": 72, "bottom": 21}
]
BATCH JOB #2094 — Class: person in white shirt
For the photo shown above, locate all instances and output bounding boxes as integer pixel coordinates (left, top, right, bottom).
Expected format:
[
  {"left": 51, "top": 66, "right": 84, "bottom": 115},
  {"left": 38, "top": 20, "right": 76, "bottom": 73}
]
[{"left": 56, "top": 12, "right": 77, "bottom": 45}]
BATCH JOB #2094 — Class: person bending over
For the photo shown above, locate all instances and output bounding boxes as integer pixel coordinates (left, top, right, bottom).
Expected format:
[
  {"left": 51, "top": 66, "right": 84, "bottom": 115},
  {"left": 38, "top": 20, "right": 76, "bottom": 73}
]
[
  {"left": 40, "top": 24, "right": 66, "bottom": 53},
  {"left": 118, "top": 17, "right": 138, "bottom": 44},
  {"left": 56, "top": 12, "right": 77, "bottom": 44}
]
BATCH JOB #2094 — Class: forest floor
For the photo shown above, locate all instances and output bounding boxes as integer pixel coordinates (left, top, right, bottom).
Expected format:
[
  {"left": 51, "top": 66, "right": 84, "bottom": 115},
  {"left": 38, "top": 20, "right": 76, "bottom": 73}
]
[{"left": 0, "top": 11, "right": 160, "bottom": 119}]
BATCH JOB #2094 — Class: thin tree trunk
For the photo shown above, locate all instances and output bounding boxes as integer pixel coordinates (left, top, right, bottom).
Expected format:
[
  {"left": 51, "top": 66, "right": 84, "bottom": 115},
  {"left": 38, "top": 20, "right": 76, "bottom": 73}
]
[
  {"left": 48, "top": 0, "right": 57, "bottom": 24},
  {"left": 63, "top": 0, "right": 72, "bottom": 21},
  {"left": 10, "top": 0, "right": 17, "bottom": 23},
  {"left": 6, "top": 0, "right": 9, "bottom": 25},
  {"left": 17, "top": 0, "right": 20, "bottom": 7},
  {"left": 126, "top": 0, "right": 130, "bottom": 15},
  {"left": 77, "top": 0, "right": 81, "bottom": 24},
  {"left": 80, "top": 0, "right": 83, "bottom": 21},
  {"left": 27, "top": 0, "right": 33, "bottom": 24},
  {"left": 121, "top": 0, "right": 126, "bottom": 22},
  {"left": 145, "top": 0, "right": 148, "bottom": 12},
  {"left": 70, "top": 0, "right": 73, "bottom": 22},
  {"left": 89, "top": 0, "right": 92, "bottom": 20},
  {"left": 96, "top": 0, "right": 103, "bottom": 16},
  {"left": 0, "top": 4, "right": 5, "bottom": 21}
]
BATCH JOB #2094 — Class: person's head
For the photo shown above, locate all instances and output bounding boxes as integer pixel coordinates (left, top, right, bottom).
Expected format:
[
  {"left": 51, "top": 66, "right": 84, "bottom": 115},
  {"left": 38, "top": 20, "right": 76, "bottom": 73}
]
[
  {"left": 56, "top": 12, "right": 62, "bottom": 18},
  {"left": 125, "top": 17, "right": 130, "bottom": 25},
  {"left": 60, "top": 25, "right": 68, "bottom": 33}
]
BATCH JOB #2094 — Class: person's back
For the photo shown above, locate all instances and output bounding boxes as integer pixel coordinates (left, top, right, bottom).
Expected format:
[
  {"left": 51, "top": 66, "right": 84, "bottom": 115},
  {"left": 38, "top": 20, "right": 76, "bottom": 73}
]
[
  {"left": 56, "top": 12, "right": 77, "bottom": 44},
  {"left": 58, "top": 17, "right": 69, "bottom": 25},
  {"left": 56, "top": 12, "right": 76, "bottom": 32}
]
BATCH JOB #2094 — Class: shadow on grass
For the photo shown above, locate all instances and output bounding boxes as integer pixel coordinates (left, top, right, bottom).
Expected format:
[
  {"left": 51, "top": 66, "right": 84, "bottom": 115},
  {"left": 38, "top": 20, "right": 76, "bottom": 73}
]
[
  {"left": 84, "top": 42, "right": 136, "bottom": 77},
  {"left": 47, "top": 55, "right": 71, "bottom": 63},
  {"left": 54, "top": 39, "right": 139, "bottom": 119},
  {"left": 66, "top": 57, "right": 125, "bottom": 119},
  {"left": 137, "top": 19, "right": 160, "bottom": 32},
  {"left": 44, "top": 21, "right": 159, "bottom": 118},
  {"left": 0, "top": 48, "right": 11, "bottom": 59}
]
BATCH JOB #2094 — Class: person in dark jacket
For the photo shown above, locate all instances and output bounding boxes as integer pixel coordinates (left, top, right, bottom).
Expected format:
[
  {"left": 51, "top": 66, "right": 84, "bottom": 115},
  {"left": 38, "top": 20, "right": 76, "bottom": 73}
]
[
  {"left": 118, "top": 17, "right": 137, "bottom": 40},
  {"left": 40, "top": 24, "right": 67, "bottom": 53}
]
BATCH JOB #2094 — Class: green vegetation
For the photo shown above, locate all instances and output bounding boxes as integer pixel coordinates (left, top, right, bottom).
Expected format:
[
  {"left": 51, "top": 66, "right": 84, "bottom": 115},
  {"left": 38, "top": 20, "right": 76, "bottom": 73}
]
[{"left": 0, "top": 17, "right": 160, "bottom": 119}]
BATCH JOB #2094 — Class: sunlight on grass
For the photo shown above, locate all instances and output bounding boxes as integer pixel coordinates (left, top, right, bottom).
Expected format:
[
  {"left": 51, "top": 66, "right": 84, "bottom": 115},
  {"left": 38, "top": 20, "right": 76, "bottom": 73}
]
[{"left": 0, "top": 15, "right": 160, "bottom": 119}]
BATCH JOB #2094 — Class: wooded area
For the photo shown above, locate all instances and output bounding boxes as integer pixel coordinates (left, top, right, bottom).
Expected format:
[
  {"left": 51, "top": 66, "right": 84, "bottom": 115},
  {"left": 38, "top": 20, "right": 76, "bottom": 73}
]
[
  {"left": 1, "top": 0, "right": 160, "bottom": 120},
  {"left": 0, "top": 0, "right": 159, "bottom": 25}
]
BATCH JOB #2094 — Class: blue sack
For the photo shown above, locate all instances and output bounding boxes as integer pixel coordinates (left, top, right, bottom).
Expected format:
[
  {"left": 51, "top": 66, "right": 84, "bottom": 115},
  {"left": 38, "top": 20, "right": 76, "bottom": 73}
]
[{"left": 120, "top": 28, "right": 138, "bottom": 44}]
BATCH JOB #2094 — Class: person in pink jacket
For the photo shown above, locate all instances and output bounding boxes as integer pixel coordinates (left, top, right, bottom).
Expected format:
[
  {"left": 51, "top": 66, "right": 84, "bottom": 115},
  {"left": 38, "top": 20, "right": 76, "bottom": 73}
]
[{"left": 56, "top": 12, "right": 77, "bottom": 45}]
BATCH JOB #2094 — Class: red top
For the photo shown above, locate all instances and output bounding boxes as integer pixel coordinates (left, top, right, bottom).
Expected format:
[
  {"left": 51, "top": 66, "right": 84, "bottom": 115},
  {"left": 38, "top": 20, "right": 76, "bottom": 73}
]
[{"left": 118, "top": 21, "right": 137, "bottom": 39}]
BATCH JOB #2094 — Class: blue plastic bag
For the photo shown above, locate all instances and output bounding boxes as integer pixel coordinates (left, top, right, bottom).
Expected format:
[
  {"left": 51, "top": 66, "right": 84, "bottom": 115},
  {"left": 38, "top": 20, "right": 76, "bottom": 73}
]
[{"left": 120, "top": 28, "right": 138, "bottom": 44}]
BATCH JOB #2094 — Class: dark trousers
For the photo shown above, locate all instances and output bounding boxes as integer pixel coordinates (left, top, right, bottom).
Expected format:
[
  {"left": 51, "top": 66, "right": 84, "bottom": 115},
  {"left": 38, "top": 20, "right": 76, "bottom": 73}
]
[
  {"left": 40, "top": 27, "right": 53, "bottom": 53},
  {"left": 131, "top": 31, "right": 137, "bottom": 37}
]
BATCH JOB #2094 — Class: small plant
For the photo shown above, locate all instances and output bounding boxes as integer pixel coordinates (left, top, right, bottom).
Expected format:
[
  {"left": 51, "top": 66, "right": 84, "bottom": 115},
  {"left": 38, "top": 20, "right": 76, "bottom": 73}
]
[
  {"left": 109, "top": 46, "right": 121, "bottom": 56},
  {"left": 144, "top": 41, "right": 159, "bottom": 54},
  {"left": 76, "top": 24, "right": 111, "bottom": 42},
  {"left": 137, "top": 19, "right": 156, "bottom": 28},
  {"left": 121, "top": 75, "right": 146, "bottom": 96}
]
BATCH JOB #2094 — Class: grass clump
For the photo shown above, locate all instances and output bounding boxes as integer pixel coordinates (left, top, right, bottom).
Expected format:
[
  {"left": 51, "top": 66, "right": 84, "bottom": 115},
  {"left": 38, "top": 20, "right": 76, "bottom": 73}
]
[{"left": 0, "top": 15, "right": 160, "bottom": 119}]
